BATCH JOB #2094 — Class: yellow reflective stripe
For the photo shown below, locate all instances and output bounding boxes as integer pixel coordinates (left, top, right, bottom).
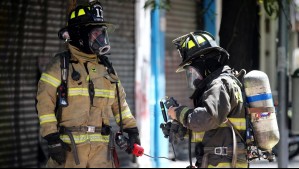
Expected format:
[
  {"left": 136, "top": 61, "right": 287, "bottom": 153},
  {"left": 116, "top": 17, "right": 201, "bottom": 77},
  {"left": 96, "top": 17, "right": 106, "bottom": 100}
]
[
  {"left": 219, "top": 118, "right": 246, "bottom": 131},
  {"left": 60, "top": 134, "right": 110, "bottom": 144},
  {"left": 208, "top": 162, "right": 248, "bottom": 168},
  {"left": 179, "top": 107, "right": 190, "bottom": 123},
  {"left": 89, "top": 134, "right": 110, "bottom": 142},
  {"left": 122, "top": 111, "right": 134, "bottom": 120},
  {"left": 40, "top": 73, "right": 61, "bottom": 88},
  {"left": 94, "top": 89, "right": 115, "bottom": 98},
  {"left": 68, "top": 88, "right": 89, "bottom": 96},
  {"left": 68, "top": 88, "right": 115, "bottom": 98},
  {"left": 196, "top": 35, "right": 212, "bottom": 44},
  {"left": 228, "top": 118, "right": 246, "bottom": 130},
  {"left": 39, "top": 114, "right": 57, "bottom": 125},
  {"left": 78, "top": 9, "right": 86, "bottom": 16},
  {"left": 191, "top": 131, "right": 205, "bottom": 143},
  {"left": 233, "top": 81, "right": 243, "bottom": 103},
  {"left": 188, "top": 40, "right": 195, "bottom": 49},
  {"left": 86, "top": 75, "right": 90, "bottom": 82},
  {"left": 115, "top": 108, "right": 133, "bottom": 123},
  {"left": 71, "top": 11, "right": 76, "bottom": 19}
]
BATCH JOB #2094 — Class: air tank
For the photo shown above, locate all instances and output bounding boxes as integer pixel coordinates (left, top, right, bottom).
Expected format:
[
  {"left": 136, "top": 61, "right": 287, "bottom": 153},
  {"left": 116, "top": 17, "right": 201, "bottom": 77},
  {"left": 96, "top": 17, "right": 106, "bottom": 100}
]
[{"left": 244, "top": 70, "right": 280, "bottom": 151}]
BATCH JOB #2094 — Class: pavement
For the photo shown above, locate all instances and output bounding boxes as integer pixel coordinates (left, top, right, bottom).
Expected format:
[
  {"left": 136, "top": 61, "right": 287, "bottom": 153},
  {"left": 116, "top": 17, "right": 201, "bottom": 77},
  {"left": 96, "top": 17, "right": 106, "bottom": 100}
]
[
  {"left": 166, "top": 155, "right": 299, "bottom": 168},
  {"left": 249, "top": 156, "right": 299, "bottom": 168}
]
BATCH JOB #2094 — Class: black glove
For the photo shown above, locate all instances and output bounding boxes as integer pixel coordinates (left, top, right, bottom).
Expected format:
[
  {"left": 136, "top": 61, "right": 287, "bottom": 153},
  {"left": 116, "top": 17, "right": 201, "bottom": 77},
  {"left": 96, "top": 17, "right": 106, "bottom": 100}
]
[
  {"left": 160, "top": 122, "right": 172, "bottom": 138},
  {"left": 176, "top": 123, "right": 188, "bottom": 141},
  {"left": 169, "top": 121, "right": 188, "bottom": 144},
  {"left": 123, "top": 128, "right": 141, "bottom": 154},
  {"left": 44, "top": 133, "right": 71, "bottom": 165}
]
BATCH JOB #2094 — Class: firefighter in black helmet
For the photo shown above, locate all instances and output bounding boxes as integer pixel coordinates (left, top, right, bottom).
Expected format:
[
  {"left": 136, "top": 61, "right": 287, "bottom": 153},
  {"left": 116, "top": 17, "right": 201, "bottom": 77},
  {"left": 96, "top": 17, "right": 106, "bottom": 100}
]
[
  {"left": 36, "top": 1, "right": 140, "bottom": 168},
  {"left": 165, "top": 31, "right": 248, "bottom": 168},
  {"left": 65, "top": 1, "right": 113, "bottom": 55}
]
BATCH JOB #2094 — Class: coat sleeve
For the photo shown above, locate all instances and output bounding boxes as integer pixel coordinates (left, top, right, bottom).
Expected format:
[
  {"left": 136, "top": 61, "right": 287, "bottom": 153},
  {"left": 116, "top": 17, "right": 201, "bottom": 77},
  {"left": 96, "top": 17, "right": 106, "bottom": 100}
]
[
  {"left": 36, "top": 57, "right": 61, "bottom": 137},
  {"left": 111, "top": 81, "right": 137, "bottom": 129},
  {"left": 175, "top": 78, "right": 232, "bottom": 132}
]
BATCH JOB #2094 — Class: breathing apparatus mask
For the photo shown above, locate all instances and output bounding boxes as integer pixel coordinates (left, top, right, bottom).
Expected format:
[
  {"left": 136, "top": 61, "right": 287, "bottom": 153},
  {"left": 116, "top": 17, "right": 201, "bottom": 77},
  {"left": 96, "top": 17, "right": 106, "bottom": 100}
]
[{"left": 89, "top": 26, "right": 110, "bottom": 55}]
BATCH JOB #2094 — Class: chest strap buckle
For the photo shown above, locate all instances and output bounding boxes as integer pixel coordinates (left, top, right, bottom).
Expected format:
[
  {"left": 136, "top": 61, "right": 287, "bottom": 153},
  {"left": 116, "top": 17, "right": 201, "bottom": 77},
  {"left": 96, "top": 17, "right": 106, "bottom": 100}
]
[{"left": 214, "top": 147, "right": 228, "bottom": 156}]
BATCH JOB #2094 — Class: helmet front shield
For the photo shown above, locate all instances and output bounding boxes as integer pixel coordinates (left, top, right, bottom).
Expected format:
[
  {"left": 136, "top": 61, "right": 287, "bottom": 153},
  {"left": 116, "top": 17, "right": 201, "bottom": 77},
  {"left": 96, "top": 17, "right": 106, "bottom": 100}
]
[{"left": 185, "top": 66, "right": 204, "bottom": 90}]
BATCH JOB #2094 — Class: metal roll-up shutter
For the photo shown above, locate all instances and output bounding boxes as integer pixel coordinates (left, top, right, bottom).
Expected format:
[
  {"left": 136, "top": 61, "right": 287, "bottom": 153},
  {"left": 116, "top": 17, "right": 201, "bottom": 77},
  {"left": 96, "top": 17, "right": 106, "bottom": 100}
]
[
  {"left": 165, "top": 0, "right": 198, "bottom": 160},
  {"left": 0, "top": 0, "right": 136, "bottom": 167},
  {"left": 100, "top": 0, "right": 137, "bottom": 167},
  {"left": 101, "top": 0, "right": 136, "bottom": 116},
  {"left": 166, "top": 0, "right": 198, "bottom": 107},
  {"left": 0, "top": 0, "right": 67, "bottom": 167}
]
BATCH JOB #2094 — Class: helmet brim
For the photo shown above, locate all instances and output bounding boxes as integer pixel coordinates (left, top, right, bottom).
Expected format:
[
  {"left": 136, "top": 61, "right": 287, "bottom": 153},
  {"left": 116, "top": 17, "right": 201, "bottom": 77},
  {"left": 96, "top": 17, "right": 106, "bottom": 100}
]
[
  {"left": 67, "top": 21, "right": 116, "bottom": 33},
  {"left": 175, "top": 46, "right": 225, "bottom": 73}
]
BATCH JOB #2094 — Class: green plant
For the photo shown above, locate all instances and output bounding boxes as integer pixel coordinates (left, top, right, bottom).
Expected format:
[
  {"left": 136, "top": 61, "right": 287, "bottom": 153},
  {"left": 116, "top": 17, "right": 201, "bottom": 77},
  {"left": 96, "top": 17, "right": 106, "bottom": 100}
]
[
  {"left": 261, "top": 0, "right": 293, "bottom": 17},
  {"left": 263, "top": 0, "right": 280, "bottom": 17}
]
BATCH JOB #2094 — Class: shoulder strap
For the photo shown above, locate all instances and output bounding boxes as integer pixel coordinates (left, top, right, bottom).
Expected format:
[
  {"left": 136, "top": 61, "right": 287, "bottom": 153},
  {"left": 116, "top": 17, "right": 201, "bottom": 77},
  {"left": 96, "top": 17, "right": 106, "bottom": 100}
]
[
  {"left": 99, "top": 55, "right": 124, "bottom": 133},
  {"left": 55, "top": 51, "right": 71, "bottom": 123},
  {"left": 221, "top": 70, "right": 248, "bottom": 145},
  {"left": 224, "top": 118, "right": 246, "bottom": 144},
  {"left": 56, "top": 51, "right": 70, "bottom": 82}
]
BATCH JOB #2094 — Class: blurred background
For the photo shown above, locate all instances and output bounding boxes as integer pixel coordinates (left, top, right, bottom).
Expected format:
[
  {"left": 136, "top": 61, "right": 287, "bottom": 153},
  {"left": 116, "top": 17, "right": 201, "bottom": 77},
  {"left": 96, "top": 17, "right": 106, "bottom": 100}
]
[{"left": 1, "top": 0, "right": 299, "bottom": 168}]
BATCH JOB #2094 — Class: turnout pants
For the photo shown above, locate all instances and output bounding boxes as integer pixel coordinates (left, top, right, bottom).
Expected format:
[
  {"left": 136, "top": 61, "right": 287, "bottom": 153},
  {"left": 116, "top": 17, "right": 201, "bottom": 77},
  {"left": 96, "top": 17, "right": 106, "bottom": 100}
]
[{"left": 46, "top": 142, "right": 114, "bottom": 168}]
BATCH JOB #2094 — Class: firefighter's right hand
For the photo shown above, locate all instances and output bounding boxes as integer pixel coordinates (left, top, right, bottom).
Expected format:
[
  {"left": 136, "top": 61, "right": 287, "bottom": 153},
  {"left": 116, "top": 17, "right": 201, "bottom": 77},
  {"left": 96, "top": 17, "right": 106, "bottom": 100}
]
[
  {"left": 160, "top": 122, "right": 172, "bottom": 138},
  {"left": 165, "top": 121, "right": 188, "bottom": 144},
  {"left": 44, "top": 133, "right": 71, "bottom": 165}
]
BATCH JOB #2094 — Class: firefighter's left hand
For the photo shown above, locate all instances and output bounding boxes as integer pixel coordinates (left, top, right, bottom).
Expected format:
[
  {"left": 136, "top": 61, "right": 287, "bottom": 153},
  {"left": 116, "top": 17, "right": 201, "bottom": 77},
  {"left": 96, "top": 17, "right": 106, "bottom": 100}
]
[
  {"left": 123, "top": 127, "right": 141, "bottom": 154},
  {"left": 127, "top": 133, "right": 140, "bottom": 154},
  {"left": 168, "top": 106, "right": 178, "bottom": 120}
]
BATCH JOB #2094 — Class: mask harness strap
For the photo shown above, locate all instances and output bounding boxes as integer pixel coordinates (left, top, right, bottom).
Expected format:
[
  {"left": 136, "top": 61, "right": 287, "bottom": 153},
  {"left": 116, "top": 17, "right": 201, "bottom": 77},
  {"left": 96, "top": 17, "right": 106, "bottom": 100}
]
[{"left": 188, "top": 130, "right": 193, "bottom": 168}]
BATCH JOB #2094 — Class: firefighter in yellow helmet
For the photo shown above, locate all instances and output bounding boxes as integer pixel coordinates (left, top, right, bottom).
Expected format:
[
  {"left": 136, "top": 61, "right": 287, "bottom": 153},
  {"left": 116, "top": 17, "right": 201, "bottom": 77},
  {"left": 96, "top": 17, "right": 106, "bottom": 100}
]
[
  {"left": 36, "top": 1, "right": 140, "bottom": 168},
  {"left": 164, "top": 31, "right": 248, "bottom": 168}
]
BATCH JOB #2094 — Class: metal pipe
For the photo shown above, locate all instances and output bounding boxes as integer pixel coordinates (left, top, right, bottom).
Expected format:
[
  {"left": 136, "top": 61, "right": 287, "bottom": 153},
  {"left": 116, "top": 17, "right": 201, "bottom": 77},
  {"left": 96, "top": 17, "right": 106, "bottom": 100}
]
[
  {"left": 151, "top": 0, "right": 167, "bottom": 167},
  {"left": 277, "top": 0, "right": 289, "bottom": 167}
]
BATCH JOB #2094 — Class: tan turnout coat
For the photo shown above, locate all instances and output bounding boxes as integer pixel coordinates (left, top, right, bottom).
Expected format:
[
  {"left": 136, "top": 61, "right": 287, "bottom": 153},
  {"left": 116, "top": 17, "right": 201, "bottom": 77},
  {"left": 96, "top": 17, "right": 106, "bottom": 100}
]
[{"left": 36, "top": 45, "right": 137, "bottom": 168}]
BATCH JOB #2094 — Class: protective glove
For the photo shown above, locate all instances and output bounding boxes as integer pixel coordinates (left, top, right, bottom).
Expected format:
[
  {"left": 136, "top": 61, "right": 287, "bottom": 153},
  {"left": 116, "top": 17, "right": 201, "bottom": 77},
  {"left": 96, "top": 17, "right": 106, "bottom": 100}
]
[
  {"left": 44, "top": 132, "right": 71, "bottom": 165},
  {"left": 160, "top": 121, "right": 172, "bottom": 138},
  {"left": 123, "top": 127, "right": 141, "bottom": 154},
  {"left": 176, "top": 122, "right": 188, "bottom": 141},
  {"left": 169, "top": 121, "right": 188, "bottom": 144}
]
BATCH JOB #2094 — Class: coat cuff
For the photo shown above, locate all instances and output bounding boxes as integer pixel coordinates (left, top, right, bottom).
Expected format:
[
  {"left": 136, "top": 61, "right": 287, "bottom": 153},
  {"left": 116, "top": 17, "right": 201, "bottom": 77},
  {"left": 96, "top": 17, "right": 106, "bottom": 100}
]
[
  {"left": 175, "top": 106, "right": 192, "bottom": 125},
  {"left": 41, "top": 124, "right": 58, "bottom": 137}
]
